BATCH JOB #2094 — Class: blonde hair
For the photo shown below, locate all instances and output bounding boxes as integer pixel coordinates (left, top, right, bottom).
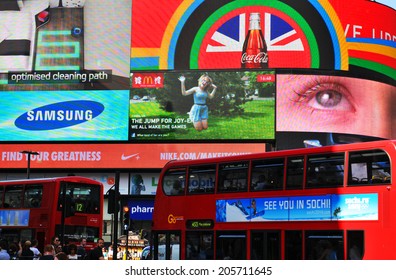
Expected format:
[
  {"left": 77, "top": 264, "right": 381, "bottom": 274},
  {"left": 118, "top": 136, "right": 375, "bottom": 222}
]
[{"left": 198, "top": 74, "right": 213, "bottom": 87}]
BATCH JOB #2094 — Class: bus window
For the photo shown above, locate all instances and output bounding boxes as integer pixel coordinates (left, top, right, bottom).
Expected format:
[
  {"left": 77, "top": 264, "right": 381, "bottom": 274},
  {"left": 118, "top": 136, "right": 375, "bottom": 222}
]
[
  {"left": 4, "top": 185, "right": 23, "bottom": 208},
  {"left": 286, "top": 157, "right": 304, "bottom": 190},
  {"left": 188, "top": 165, "right": 216, "bottom": 194},
  {"left": 153, "top": 232, "right": 181, "bottom": 260},
  {"left": 348, "top": 149, "right": 390, "bottom": 185},
  {"left": 162, "top": 168, "right": 186, "bottom": 196},
  {"left": 58, "top": 182, "right": 101, "bottom": 214},
  {"left": 24, "top": 185, "right": 42, "bottom": 208},
  {"left": 186, "top": 231, "right": 214, "bottom": 260},
  {"left": 251, "top": 158, "right": 284, "bottom": 191},
  {"left": 285, "top": 230, "right": 302, "bottom": 260},
  {"left": 216, "top": 231, "right": 246, "bottom": 260},
  {"left": 218, "top": 162, "right": 248, "bottom": 192},
  {"left": 251, "top": 230, "right": 281, "bottom": 260},
  {"left": 306, "top": 153, "right": 344, "bottom": 188},
  {"left": 55, "top": 224, "right": 100, "bottom": 243},
  {"left": 347, "top": 230, "right": 364, "bottom": 260},
  {"left": 305, "top": 230, "right": 344, "bottom": 260}
]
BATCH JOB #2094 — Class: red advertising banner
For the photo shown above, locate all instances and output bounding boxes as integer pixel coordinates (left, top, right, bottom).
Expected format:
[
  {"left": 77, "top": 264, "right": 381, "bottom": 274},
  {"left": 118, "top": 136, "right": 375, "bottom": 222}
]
[
  {"left": 256, "top": 74, "right": 275, "bottom": 83},
  {"left": 0, "top": 143, "right": 265, "bottom": 169},
  {"left": 329, "top": 0, "right": 396, "bottom": 77},
  {"left": 131, "top": 73, "right": 164, "bottom": 88}
]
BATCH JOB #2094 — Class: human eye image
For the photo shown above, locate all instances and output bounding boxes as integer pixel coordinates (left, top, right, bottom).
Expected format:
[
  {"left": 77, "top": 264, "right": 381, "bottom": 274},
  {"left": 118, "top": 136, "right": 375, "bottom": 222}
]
[
  {"left": 276, "top": 74, "right": 396, "bottom": 139},
  {"left": 290, "top": 77, "right": 354, "bottom": 112}
]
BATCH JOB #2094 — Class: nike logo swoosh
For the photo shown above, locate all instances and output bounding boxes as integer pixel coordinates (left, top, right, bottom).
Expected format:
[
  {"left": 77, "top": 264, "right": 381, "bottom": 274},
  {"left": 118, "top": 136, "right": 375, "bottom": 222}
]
[{"left": 121, "top": 153, "right": 139, "bottom": 160}]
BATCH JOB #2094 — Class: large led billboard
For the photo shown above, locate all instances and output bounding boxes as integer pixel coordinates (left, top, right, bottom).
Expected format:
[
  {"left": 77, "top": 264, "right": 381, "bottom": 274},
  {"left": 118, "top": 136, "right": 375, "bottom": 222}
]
[
  {"left": 130, "top": 70, "right": 275, "bottom": 142},
  {"left": 131, "top": 0, "right": 395, "bottom": 83},
  {"left": 276, "top": 74, "right": 396, "bottom": 139},
  {"left": 216, "top": 193, "right": 378, "bottom": 222},
  {"left": 0, "top": 0, "right": 131, "bottom": 88},
  {"left": 0, "top": 143, "right": 266, "bottom": 169},
  {"left": 0, "top": 90, "right": 129, "bottom": 141}
]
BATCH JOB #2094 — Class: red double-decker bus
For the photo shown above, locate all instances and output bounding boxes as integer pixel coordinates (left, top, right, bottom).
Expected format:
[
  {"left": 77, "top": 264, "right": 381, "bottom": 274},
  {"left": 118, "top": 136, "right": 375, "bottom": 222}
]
[
  {"left": 151, "top": 140, "right": 394, "bottom": 260},
  {"left": 0, "top": 176, "right": 103, "bottom": 253}
]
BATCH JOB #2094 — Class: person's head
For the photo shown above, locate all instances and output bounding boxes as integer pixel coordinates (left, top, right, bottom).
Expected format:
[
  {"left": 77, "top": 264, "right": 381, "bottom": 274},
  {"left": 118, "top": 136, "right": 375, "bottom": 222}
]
[
  {"left": 97, "top": 238, "right": 105, "bottom": 248},
  {"left": 55, "top": 245, "right": 63, "bottom": 254},
  {"left": 68, "top": 243, "right": 77, "bottom": 254},
  {"left": 43, "top": 244, "right": 55, "bottom": 255},
  {"left": 132, "top": 174, "right": 144, "bottom": 185},
  {"left": 24, "top": 240, "right": 32, "bottom": 249},
  {"left": 198, "top": 74, "right": 213, "bottom": 89},
  {"left": 80, "top": 237, "right": 87, "bottom": 246},
  {"left": 52, "top": 236, "right": 60, "bottom": 246},
  {"left": 8, "top": 242, "right": 17, "bottom": 252},
  {"left": 0, "top": 239, "right": 8, "bottom": 251}
]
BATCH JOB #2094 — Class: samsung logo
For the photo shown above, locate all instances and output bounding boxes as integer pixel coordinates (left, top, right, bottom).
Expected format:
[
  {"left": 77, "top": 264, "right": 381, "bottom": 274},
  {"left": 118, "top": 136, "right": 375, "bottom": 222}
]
[{"left": 15, "top": 100, "right": 104, "bottom": 130}]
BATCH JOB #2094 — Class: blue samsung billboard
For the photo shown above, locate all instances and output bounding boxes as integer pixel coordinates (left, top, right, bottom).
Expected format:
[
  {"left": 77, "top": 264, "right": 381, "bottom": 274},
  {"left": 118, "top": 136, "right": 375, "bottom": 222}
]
[{"left": 0, "top": 90, "right": 129, "bottom": 141}]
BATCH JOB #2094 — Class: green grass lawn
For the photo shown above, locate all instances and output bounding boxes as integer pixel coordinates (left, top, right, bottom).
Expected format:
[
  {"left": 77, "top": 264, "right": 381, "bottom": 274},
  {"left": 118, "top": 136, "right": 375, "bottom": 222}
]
[{"left": 130, "top": 99, "right": 275, "bottom": 140}]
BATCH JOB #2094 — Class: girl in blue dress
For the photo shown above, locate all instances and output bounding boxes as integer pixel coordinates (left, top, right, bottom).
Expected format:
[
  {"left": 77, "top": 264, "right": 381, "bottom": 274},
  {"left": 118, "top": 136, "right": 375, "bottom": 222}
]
[{"left": 179, "top": 74, "right": 217, "bottom": 131}]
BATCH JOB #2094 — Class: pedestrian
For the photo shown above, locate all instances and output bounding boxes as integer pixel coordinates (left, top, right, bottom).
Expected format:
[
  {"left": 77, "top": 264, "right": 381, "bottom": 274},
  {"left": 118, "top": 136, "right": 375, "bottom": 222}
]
[
  {"left": 39, "top": 244, "right": 55, "bottom": 260},
  {"left": 67, "top": 243, "right": 79, "bottom": 260},
  {"left": 87, "top": 238, "right": 105, "bottom": 260},
  {"left": 76, "top": 237, "right": 87, "bottom": 260},
  {"left": 19, "top": 240, "right": 34, "bottom": 260},
  {"left": 30, "top": 239, "right": 42, "bottom": 260},
  {"left": 0, "top": 240, "right": 10, "bottom": 260}
]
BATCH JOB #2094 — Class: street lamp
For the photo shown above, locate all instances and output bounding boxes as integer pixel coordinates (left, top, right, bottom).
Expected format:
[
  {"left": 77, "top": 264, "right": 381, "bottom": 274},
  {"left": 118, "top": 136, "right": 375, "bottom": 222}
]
[{"left": 19, "top": 150, "right": 39, "bottom": 179}]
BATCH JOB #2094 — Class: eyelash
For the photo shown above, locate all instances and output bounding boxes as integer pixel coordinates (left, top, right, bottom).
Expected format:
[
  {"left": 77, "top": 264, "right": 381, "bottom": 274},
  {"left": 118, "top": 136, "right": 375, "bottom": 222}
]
[{"left": 291, "top": 80, "right": 355, "bottom": 112}]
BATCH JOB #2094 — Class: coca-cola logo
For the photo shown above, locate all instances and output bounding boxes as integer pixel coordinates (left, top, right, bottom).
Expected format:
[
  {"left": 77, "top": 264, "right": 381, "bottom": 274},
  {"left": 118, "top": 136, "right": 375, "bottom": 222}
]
[{"left": 241, "top": 52, "right": 268, "bottom": 64}]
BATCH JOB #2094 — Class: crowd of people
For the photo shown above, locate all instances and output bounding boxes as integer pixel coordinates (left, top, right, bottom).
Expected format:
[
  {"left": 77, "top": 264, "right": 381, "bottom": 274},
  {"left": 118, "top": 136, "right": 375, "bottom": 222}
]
[
  {"left": 0, "top": 237, "right": 101, "bottom": 260},
  {"left": 0, "top": 236, "right": 132, "bottom": 260}
]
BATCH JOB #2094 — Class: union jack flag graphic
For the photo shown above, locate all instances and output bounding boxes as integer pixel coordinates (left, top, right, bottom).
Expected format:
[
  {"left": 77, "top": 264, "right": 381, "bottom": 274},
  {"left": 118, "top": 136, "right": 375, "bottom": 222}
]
[
  {"left": 206, "top": 13, "right": 304, "bottom": 53},
  {"left": 200, "top": 12, "right": 308, "bottom": 68}
]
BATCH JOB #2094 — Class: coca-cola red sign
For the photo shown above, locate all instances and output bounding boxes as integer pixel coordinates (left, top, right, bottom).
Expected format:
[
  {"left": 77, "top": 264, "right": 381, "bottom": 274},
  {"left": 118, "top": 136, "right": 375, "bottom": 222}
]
[{"left": 241, "top": 52, "right": 269, "bottom": 67}]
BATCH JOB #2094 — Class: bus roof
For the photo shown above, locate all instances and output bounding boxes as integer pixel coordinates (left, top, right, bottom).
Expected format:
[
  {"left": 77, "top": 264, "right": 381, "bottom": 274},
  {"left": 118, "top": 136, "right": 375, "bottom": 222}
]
[
  {"left": 163, "top": 139, "right": 396, "bottom": 167},
  {"left": 0, "top": 176, "right": 102, "bottom": 185}
]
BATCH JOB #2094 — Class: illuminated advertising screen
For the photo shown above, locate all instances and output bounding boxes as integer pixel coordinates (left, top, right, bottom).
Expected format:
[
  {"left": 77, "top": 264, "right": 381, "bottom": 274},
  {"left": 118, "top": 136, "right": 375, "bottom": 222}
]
[
  {"left": 0, "top": 209, "right": 30, "bottom": 226},
  {"left": 127, "top": 200, "right": 155, "bottom": 221},
  {"left": 0, "top": 143, "right": 265, "bottom": 169},
  {"left": 131, "top": 0, "right": 395, "bottom": 82},
  {"left": 130, "top": 70, "right": 275, "bottom": 142},
  {"left": 0, "top": 90, "right": 130, "bottom": 141},
  {"left": 216, "top": 193, "right": 378, "bottom": 222},
  {"left": 0, "top": 0, "right": 131, "bottom": 89},
  {"left": 276, "top": 74, "right": 396, "bottom": 139}
]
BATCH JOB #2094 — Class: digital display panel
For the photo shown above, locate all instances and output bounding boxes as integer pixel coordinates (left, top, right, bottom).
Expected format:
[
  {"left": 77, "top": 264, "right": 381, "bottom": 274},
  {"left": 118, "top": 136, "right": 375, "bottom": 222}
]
[
  {"left": 216, "top": 193, "right": 378, "bottom": 222},
  {"left": 127, "top": 200, "right": 155, "bottom": 221},
  {"left": 0, "top": 143, "right": 266, "bottom": 169},
  {"left": 130, "top": 70, "right": 275, "bottom": 142},
  {"left": 276, "top": 74, "right": 396, "bottom": 139},
  {"left": 0, "top": 90, "right": 130, "bottom": 141},
  {"left": 0, "top": 210, "right": 30, "bottom": 226},
  {"left": 0, "top": 0, "right": 131, "bottom": 89},
  {"left": 131, "top": 0, "right": 395, "bottom": 83}
]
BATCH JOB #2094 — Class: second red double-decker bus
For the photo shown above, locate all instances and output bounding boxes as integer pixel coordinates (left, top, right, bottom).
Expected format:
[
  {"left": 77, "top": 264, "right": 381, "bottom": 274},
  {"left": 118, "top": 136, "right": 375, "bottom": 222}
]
[
  {"left": 0, "top": 176, "right": 103, "bottom": 254},
  {"left": 151, "top": 140, "right": 394, "bottom": 260}
]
